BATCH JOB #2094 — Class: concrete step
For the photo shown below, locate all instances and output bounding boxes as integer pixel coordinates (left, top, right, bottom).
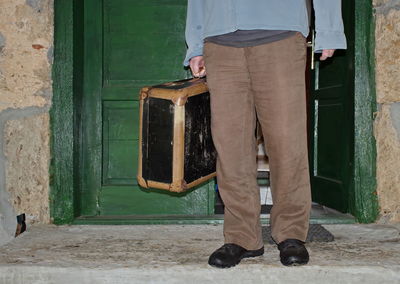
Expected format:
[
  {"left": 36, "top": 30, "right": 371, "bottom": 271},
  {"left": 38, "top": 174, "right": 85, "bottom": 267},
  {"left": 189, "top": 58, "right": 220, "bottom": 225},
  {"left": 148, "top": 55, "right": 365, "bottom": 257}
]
[{"left": 1, "top": 224, "right": 400, "bottom": 283}]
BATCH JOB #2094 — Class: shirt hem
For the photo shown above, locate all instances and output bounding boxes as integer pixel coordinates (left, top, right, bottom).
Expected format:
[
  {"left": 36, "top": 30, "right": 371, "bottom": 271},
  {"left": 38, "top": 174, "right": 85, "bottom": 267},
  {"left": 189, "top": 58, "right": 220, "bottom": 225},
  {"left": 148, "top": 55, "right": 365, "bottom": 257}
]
[{"left": 203, "top": 24, "right": 309, "bottom": 39}]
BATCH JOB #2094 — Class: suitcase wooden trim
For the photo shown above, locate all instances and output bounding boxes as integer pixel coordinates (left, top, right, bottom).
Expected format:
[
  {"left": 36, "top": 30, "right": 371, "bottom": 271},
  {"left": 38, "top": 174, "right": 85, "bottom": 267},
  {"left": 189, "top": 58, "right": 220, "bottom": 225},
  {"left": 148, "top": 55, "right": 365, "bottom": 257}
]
[
  {"left": 141, "top": 172, "right": 216, "bottom": 192},
  {"left": 142, "top": 79, "right": 208, "bottom": 104},
  {"left": 137, "top": 78, "right": 216, "bottom": 193},
  {"left": 171, "top": 104, "right": 185, "bottom": 191},
  {"left": 137, "top": 93, "right": 146, "bottom": 188}
]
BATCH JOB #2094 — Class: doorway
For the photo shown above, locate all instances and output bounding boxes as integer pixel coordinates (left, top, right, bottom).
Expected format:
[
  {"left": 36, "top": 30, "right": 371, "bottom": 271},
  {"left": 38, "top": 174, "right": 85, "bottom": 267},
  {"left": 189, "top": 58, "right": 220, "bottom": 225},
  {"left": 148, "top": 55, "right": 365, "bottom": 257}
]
[{"left": 51, "top": 0, "right": 378, "bottom": 224}]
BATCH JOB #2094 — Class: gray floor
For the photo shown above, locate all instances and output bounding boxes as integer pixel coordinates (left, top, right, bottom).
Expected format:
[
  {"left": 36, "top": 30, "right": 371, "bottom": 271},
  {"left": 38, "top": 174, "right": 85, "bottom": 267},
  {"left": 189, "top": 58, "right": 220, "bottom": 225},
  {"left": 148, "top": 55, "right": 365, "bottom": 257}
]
[
  {"left": 309, "top": 203, "right": 355, "bottom": 223},
  {"left": 1, "top": 223, "right": 400, "bottom": 283}
]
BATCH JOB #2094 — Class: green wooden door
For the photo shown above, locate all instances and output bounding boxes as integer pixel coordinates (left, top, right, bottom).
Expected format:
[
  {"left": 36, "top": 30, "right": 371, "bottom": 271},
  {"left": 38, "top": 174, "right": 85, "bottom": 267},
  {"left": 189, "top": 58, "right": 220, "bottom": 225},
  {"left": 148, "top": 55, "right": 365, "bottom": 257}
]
[
  {"left": 80, "top": 0, "right": 214, "bottom": 217},
  {"left": 309, "top": 0, "right": 355, "bottom": 212}
]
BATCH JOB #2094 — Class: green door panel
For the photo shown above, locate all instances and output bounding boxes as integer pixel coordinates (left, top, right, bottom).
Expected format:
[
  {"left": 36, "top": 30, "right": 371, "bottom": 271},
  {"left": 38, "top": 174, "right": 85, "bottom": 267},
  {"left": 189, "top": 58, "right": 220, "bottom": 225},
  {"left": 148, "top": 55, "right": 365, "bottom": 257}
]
[
  {"left": 316, "top": 102, "right": 344, "bottom": 180},
  {"left": 104, "top": 0, "right": 188, "bottom": 81},
  {"left": 81, "top": 0, "right": 214, "bottom": 217},
  {"left": 310, "top": 0, "right": 354, "bottom": 212},
  {"left": 102, "top": 101, "right": 139, "bottom": 185},
  {"left": 102, "top": 0, "right": 190, "bottom": 100},
  {"left": 99, "top": 185, "right": 213, "bottom": 216}
]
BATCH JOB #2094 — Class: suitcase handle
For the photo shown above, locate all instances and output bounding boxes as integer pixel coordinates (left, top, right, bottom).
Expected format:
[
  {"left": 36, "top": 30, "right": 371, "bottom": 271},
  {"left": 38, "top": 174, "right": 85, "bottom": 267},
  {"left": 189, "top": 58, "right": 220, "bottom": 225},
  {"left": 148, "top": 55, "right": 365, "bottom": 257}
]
[{"left": 163, "top": 77, "right": 204, "bottom": 87}]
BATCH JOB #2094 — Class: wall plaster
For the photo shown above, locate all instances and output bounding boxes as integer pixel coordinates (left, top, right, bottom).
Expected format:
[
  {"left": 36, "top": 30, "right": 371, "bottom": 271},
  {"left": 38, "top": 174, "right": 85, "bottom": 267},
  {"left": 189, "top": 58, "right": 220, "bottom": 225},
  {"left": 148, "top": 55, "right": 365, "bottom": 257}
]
[{"left": 374, "top": 0, "right": 400, "bottom": 223}]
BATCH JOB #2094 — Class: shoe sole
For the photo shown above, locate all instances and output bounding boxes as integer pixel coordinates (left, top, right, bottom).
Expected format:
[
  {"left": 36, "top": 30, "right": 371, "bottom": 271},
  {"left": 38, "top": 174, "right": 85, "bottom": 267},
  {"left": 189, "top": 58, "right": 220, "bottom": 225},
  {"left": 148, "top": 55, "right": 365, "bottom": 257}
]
[
  {"left": 281, "top": 256, "right": 309, "bottom": 266},
  {"left": 209, "top": 248, "right": 264, "bottom": 269}
]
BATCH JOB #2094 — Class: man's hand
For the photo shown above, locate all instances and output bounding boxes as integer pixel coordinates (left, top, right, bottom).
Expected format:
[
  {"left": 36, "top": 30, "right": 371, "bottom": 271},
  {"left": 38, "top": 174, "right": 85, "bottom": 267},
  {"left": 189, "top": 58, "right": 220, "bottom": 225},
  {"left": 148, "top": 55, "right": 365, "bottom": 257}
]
[
  {"left": 189, "top": 56, "right": 206, "bottom": 77},
  {"left": 320, "top": 49, "right": 336, "bottom": 61}
]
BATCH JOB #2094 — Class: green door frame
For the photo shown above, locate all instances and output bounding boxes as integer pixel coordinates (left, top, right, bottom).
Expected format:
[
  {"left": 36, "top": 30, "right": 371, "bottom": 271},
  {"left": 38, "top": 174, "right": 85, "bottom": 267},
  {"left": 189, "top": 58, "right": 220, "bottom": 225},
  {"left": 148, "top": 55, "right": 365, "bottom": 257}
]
[{"left": 51, "top": 0, "right": 379, "bottom": 225}]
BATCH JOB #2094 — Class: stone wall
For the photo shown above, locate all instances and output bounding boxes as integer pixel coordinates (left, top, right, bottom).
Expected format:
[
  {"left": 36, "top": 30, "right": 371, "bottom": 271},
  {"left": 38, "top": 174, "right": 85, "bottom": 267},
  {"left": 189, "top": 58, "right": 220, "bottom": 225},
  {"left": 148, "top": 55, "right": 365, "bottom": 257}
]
[
  {"left": 0, "top": 0, "right": 53, "bottom": 245},
  {"left": 374, "top": 0, "right": 400, "bottom": 223}
]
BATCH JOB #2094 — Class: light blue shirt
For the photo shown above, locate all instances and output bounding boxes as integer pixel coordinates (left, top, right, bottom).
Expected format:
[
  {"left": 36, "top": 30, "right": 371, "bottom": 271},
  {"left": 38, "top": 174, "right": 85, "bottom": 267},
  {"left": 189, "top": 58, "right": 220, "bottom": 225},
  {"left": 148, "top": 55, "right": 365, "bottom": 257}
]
[{"left": 184, "top": 0, "right": 347, "bottom": 66}]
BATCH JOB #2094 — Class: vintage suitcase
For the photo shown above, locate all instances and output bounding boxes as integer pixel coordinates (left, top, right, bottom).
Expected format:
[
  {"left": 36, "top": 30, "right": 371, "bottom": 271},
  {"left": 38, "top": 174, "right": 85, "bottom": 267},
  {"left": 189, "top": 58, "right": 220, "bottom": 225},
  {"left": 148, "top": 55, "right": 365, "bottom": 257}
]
[{"left": 137, "top": 78, "right": 217, "bottom": 193}]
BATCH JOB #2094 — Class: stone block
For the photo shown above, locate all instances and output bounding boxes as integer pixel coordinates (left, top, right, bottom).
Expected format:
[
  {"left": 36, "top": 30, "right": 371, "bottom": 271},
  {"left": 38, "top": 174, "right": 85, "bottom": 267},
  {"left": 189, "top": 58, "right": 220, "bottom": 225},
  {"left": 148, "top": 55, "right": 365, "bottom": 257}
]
[
  {"left": 4, "top": 113, "right": 50, "bottom": 224},
  {"left": 374, "top": 104, "right": 400, "bottom": 223},
  {"left": 375, "top": 8, "right": 400, "bottom": 103},
  {"left": 0, "top": 0, "right": 53, "bottom": 112}
]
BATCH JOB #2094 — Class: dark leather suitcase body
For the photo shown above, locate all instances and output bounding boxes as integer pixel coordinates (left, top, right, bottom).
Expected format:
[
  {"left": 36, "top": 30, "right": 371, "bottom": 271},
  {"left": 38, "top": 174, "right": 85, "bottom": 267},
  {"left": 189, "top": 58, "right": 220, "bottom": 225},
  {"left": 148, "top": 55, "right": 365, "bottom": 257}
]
[{"left": 137, "top": 78, "right": 216, "bottom": 193}]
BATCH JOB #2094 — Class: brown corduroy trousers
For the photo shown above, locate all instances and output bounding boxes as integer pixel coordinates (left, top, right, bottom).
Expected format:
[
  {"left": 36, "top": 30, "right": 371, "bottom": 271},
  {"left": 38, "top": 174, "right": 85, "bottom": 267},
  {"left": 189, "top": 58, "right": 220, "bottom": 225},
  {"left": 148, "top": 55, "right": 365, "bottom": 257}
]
[{"left": 204, "top": 33, "right": 312, "bottom": 250}]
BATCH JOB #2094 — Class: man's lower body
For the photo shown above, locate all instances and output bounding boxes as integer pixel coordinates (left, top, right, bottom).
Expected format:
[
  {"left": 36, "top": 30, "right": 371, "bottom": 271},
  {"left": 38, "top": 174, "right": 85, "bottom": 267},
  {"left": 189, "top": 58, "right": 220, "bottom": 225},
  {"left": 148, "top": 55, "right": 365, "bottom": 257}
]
[{"left": 203, "top": 33, "right": 312, "bottom": 267}]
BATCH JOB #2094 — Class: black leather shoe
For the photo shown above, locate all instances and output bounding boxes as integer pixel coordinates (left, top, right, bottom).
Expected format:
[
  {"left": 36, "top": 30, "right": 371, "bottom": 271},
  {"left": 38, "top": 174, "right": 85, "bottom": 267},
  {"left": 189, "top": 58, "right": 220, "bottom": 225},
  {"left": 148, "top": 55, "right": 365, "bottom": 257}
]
[
  {"left": 208, "top": 243, "right": 264, "bottom": 268},
  {"left": 278, "top": 239, "right": 309, "bottom": 266}
]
